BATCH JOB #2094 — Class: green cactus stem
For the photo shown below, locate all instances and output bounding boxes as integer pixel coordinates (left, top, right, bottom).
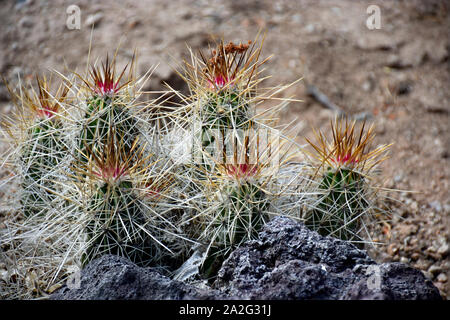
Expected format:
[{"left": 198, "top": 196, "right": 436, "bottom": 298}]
[
  {"left": 306, "top": 167, "right": 369, "bottom": 244},
  {"left": 200, "top": 180, "right": 268, "bottom": 280},
  {"left": 82, "top": 180, "right": 154, "bottom": 267},
  {"left": 20, "top": 118, "right": 66, "bottom": 217},
  {"left": 78, "top": 96, "right": 138, "bottom": 165}
]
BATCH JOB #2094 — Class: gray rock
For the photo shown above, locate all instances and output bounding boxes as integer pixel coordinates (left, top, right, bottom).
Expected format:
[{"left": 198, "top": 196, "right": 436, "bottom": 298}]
[
  {"left": 52, "top": 217, "right": 442, "bottom": 300},
  {"left": 343, "top": 263, "right": 443, "bottom": 300},
  {"left": 215, "top": 217, "right": 441, "bottom": 300},
  {"left": 51, "top": 255, "right": 222, "bottom": 300}
]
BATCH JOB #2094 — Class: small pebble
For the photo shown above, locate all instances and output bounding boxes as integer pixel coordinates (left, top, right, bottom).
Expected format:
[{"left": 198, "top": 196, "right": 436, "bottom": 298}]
[
  {"left": 423, "top": 271, "right": 433, "bottom": 280},
  {"left": 414, "top": 259, "right": 431, "bottom": 270},
  {"left": 411, "top": 252, "right": 420, "bottom": 261},
  {"left": 388, "top": 244, "right": 398, "bottom": 256},
  {"left": 362, "top": 81, "right": 372, "bottom": 92},
  {"left": 394, "top": 174, "right": 403, "bottom": 184},
  {"left": 437, "top": 243, "right": 449, "bottom": 256},
  {"left": 400, "top": 257, "right": 409, "bottom": 264},
  {"left": 429, "top": 201, "right": 442, "bottom": 212},
  {"left": 15, "top": 0, "right": 32, "bottom": 11},
  {"left": 291, "top": 14, "right": 302, "bottom": 23},
  {"left": 19, "top": 16, "right": 34, "bottom": 28},
  {"left": 428, "top": 265, "right": 442, "bottom": 275},
  {"left": 426, "top": 246, "right": 436, "bottom": 253},
  {"left": 305, "top": 24, "right": 315, "bottom": 33},
  {"left": 436, "top": 273, "right": 447, "bottom": 283}
]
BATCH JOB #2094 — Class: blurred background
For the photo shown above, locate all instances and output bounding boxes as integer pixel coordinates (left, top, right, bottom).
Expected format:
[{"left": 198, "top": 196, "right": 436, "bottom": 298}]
[{"left": 0, "top": 0, "right": 448, "bottom": 298}]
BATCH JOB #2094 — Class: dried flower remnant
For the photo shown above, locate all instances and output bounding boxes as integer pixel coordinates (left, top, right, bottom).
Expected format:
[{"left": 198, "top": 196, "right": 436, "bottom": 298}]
[
  {"left": 8, "top": 76, "right": 70, "bottom": 121},
  {"left": 78, "top": 134, "right": 158, "bottom": 267},
  {"left": 222, "top": 163, "right": 258, "bottom": 181},
  {"left": 202, "top": 41, "right": 253, "bottom": 90}
]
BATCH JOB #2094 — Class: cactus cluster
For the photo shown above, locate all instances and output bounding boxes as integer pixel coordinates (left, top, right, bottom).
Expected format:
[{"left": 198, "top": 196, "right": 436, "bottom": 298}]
[
  {"left": 0, "top": 37, "right": 393, "bottom": 298},
  {"left": 171, "top": 38, "right": 297, "bottom": 280}
]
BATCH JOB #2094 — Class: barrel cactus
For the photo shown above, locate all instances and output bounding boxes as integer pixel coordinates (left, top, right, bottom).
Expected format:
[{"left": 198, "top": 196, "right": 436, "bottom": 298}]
[
  {"left": 304, "top": 118, "right": 391, "bottom": 245},
  {"left": 181, "top": 40, "right": 263, "bottom": 172},
  {"left": 76, "top": 56, "right": 138, "bottom": 165},
  {"left": 199, "top": 162, "right": 270, "bottom": 279},
  {"left": 4, "top": 76, "right": 69, "bottom": 217},
  {"left": 78, "top": 132, "right": 160, "bottom": 267}
]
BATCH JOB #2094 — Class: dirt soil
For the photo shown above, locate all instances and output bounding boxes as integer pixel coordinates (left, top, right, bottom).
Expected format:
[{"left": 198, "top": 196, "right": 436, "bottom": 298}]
[{"left": 0, "top": 0, "right": 448, "bottom": 298}]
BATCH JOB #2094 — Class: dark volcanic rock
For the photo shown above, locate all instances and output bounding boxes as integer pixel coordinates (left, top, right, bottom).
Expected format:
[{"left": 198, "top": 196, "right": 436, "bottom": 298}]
[
  {"left": 52, "top": 217, "right": 442, "bottom": 300},
  {"left": 342, "top": 263, "right": 443, "bottom": 300},
  {"left": 215, "top": 217, "right": 441, "bottom": 300},
  {"left": 51, "top": 255, "right": 221, "bottom": 300}
]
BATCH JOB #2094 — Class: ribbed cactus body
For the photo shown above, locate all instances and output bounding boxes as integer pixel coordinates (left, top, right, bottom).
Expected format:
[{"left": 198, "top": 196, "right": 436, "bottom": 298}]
[
  {"left": 20, "top": 119, "right": 65, "bottom": 217},
  {"left": 202, "top": 90, "right": 250, "bottom": 129},
  {"left": 82, "top": 180, "right": 154, "bottom": 267},
  {"left": 195, "top": 89, "right": 262, "bottom": 279},
  {"left": 201, "top": 181, "right": 268, "bottom": 279},
  {"left": 218, "top": 182, "right": 267, "bottom": 245},
  {"left": 306, "top": 168, "right": 368, "bottom": 242},
  {"left": 78, "top": 96, "right": 138, "bottom": 163},
  {"left": 196, "top": 90, "right": 252, "bottom": 171}
]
